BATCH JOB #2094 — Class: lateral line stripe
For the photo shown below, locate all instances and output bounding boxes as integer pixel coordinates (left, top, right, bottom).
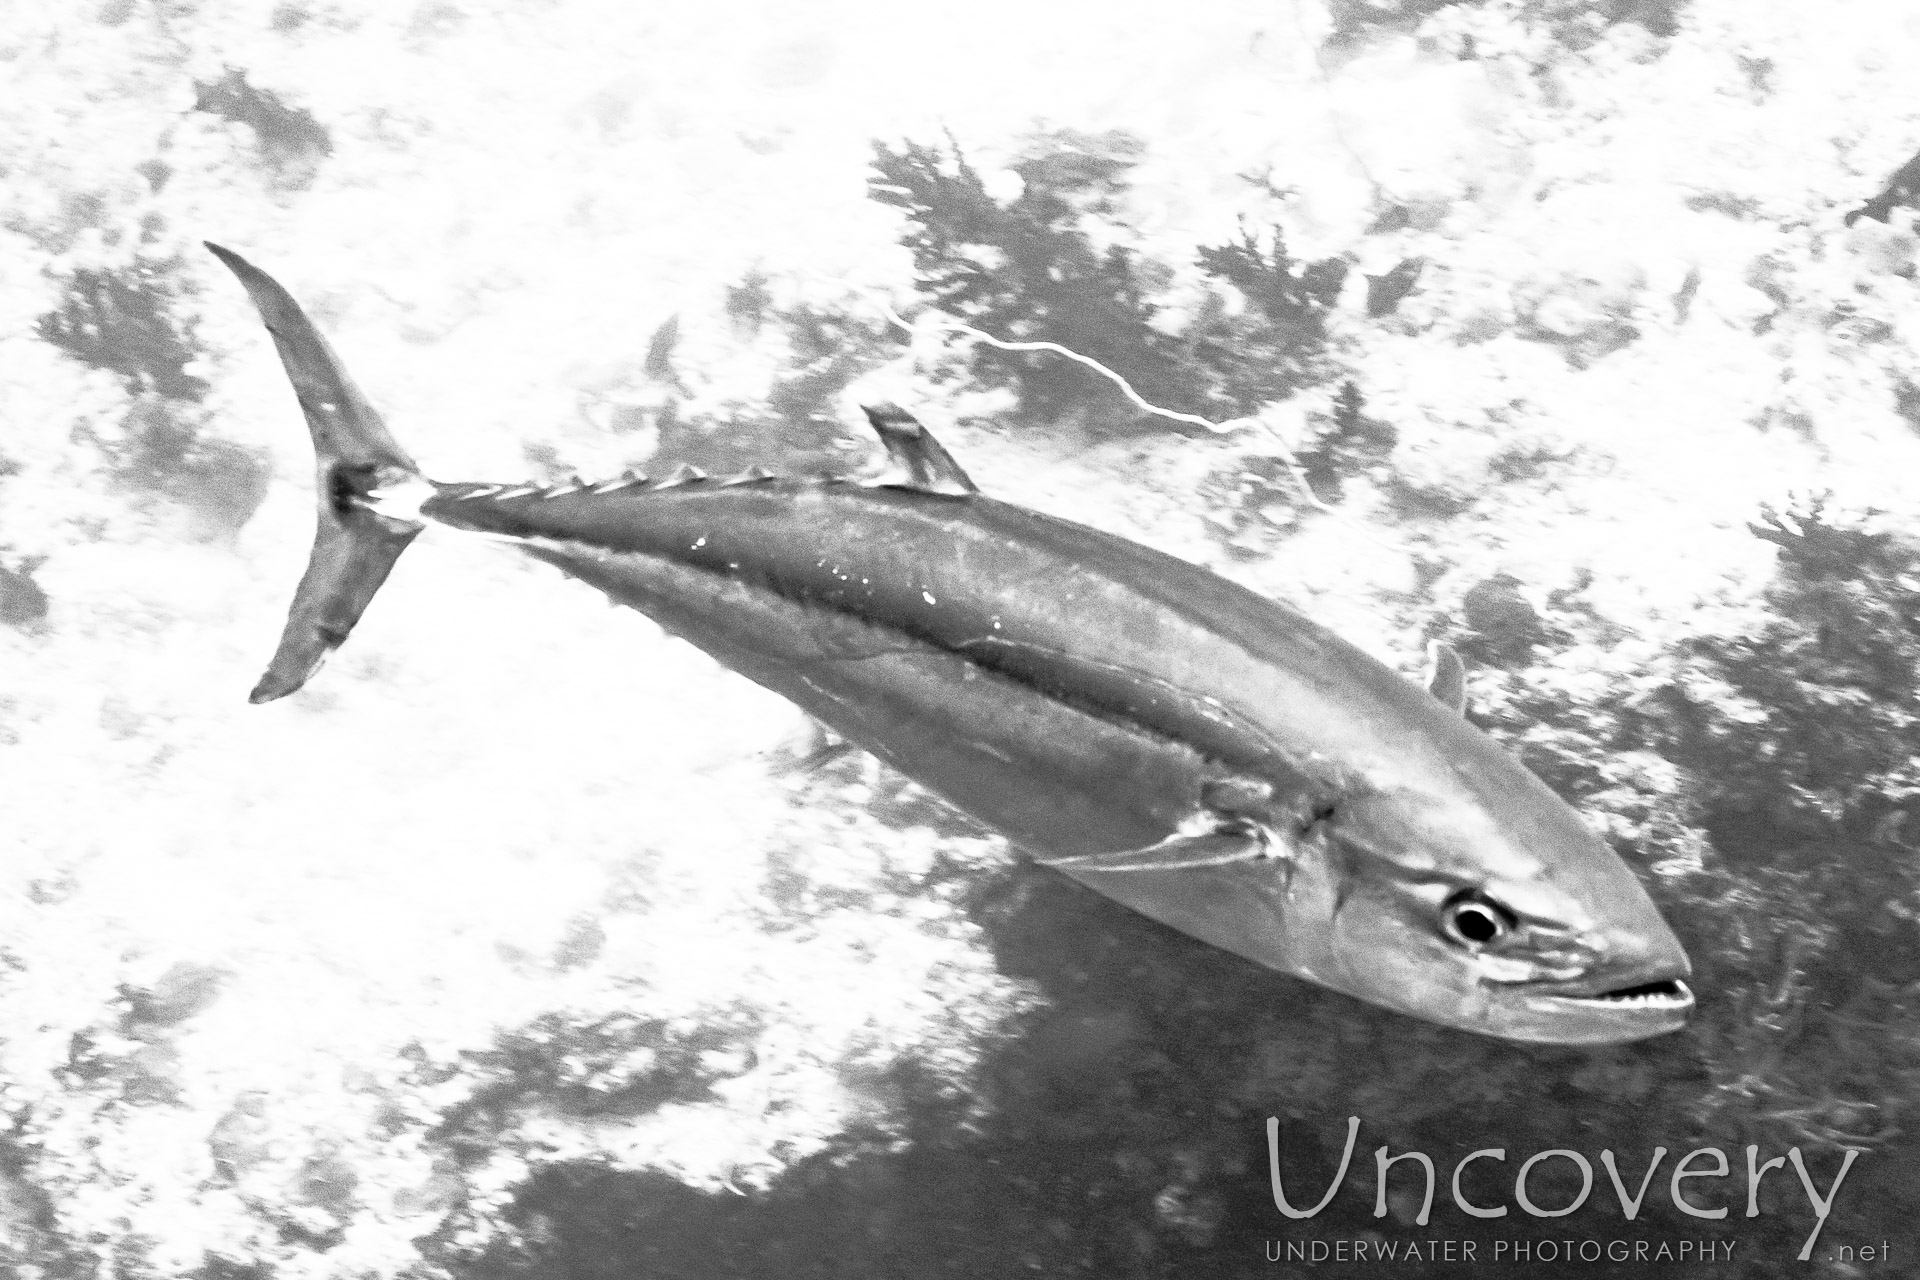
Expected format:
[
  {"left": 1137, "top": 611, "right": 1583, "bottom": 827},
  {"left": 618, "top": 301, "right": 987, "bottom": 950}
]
[{"left": 511, "top": 532, "right": 1264, "bottom": 773}]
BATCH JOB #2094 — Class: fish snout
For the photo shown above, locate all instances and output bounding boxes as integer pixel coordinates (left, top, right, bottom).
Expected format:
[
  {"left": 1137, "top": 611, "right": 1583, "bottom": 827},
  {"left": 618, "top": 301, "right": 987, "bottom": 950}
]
[
  {"left": 1597, "top": 908, "right": 1692, "bottom": 994},
  {"left": 1515, "top": 917, "right": 1694, "bottom": 1042}
]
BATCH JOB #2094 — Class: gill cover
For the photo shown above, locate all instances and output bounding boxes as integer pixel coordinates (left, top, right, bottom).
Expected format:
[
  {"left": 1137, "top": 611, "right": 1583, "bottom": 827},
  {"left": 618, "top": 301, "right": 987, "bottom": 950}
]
[{"left": 207, "top": 244, "right": 424, "bottom": 703}]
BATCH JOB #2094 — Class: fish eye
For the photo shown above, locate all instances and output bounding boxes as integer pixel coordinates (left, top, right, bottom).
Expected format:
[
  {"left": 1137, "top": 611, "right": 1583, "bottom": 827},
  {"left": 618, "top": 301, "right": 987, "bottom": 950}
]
[{"left": 1442, "top": 891, "right": 1516, "bottom": 947}]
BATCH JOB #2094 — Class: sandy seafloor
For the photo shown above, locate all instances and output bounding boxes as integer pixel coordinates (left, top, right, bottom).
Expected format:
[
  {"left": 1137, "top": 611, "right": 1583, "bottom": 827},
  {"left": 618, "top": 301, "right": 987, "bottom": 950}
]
[{"left": 5, "top": 2, "right": 1920, "bottom": 1277}]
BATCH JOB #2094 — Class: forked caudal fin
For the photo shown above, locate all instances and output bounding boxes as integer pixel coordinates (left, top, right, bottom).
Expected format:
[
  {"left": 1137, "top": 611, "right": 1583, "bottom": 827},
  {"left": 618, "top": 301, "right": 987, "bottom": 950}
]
[
  {"left": 210, "top": 246, "right": 982, "bottom": 702},
  {"left": 206, "top": 243, "right": 425, "bottom": 703}
]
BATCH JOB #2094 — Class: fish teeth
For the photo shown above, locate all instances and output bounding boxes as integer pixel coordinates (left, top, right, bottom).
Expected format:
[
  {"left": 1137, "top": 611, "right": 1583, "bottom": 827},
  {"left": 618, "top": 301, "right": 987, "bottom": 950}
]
[
  {"left": 493, "top": 484, "right": 540, "bottom": 500},
  {"left": 723, "top": 465, "right": 779, "bottom": 485},
  {"left": 591, "top": 475, "right": 643, "bottom": 494}
]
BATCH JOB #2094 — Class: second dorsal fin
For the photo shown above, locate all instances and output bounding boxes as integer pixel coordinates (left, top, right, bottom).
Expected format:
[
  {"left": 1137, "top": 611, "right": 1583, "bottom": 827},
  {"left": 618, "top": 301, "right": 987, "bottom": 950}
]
[
  {"left": 1424, "top": 641, "right": 1468, "bottom": 716},
  {"left": 860, "top": 403, "right": 979, "bottom": 497}
]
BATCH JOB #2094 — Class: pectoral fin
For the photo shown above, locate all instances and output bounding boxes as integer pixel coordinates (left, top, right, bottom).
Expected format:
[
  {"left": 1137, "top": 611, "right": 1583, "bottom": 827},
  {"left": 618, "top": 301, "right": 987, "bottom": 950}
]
[
  {"left": 1424, "top": 641, "right": 1467, "bottom": 715},
  {"left": 1037, "top": 826, "right": 1272, "bottom": 873},
  {"left": 1037, "top": 822, "right": 1295, "bottom": 964}
]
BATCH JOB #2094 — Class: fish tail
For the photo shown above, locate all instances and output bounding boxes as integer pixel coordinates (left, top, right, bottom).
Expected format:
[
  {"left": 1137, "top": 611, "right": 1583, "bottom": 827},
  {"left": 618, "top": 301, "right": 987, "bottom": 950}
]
[{"left": 206, "top": 243, "right": 426, "bottom": 704}]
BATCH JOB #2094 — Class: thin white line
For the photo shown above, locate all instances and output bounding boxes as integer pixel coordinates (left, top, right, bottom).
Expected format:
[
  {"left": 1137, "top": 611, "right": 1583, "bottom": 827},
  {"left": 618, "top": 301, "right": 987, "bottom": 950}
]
[{"left": 802, "top": 270, "right": 1368, "bottom": 527}]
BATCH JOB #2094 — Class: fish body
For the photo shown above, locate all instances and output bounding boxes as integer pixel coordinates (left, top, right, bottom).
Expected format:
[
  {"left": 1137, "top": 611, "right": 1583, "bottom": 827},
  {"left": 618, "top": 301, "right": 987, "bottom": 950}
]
[{"left": 210, "top": 244, "right": 1695, "bottom": 1044}]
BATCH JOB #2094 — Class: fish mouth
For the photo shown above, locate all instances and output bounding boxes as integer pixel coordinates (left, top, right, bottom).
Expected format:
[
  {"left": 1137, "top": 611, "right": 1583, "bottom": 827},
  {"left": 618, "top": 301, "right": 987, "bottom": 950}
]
[
  {"left": 1500, "top": 971, "right": 1695, "bottom": 1043},
  {"left": 1551, "top": 977, "right": 1694, "bottom": 1011}
]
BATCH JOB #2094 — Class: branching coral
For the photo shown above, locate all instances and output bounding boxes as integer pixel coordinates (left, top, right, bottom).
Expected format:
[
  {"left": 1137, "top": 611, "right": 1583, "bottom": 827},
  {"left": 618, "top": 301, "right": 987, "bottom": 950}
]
[
  {"left": 870, "top": 134, "right": 1348, "bottom": 428},
  {"left": 37, "top": 257, "right": 268, "bottom": 540}
]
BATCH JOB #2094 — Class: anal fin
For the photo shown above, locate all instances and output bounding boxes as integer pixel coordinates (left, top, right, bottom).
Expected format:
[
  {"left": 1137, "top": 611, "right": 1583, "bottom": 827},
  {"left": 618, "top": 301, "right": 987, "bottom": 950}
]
[{"left": 777, "top": 718, "right": 860, "bottom": 776}]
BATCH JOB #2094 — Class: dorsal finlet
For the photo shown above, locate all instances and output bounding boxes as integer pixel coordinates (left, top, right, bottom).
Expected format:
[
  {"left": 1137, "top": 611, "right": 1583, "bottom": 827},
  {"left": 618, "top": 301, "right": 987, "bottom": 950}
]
[
  {"left": 657, "top": 462, "right": 707, "bottom": 488},
  {"left": 860, "top": 403, "right": 978, "bottom": 497}
]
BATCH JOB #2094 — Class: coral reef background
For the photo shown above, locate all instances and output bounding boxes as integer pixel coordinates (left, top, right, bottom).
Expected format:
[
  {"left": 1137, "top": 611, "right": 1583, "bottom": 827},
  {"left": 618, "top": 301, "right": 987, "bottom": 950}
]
[{"left": 4, "top": 1, "right": 1920, "bottom": 1275}]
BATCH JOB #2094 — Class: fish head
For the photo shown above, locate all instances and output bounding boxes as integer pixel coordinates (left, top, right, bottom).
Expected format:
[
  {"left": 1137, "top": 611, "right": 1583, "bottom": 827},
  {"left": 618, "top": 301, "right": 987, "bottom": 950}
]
[{"left": 1284, "top": 773, "right": 1694, "bottom": 1044}]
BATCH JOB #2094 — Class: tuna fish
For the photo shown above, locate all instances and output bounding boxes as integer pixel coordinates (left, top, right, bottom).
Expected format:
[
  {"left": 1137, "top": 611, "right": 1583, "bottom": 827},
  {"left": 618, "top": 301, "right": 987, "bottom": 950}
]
[{"left": 208, "top": 243, "right": 1695, "bottom": 1044}]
